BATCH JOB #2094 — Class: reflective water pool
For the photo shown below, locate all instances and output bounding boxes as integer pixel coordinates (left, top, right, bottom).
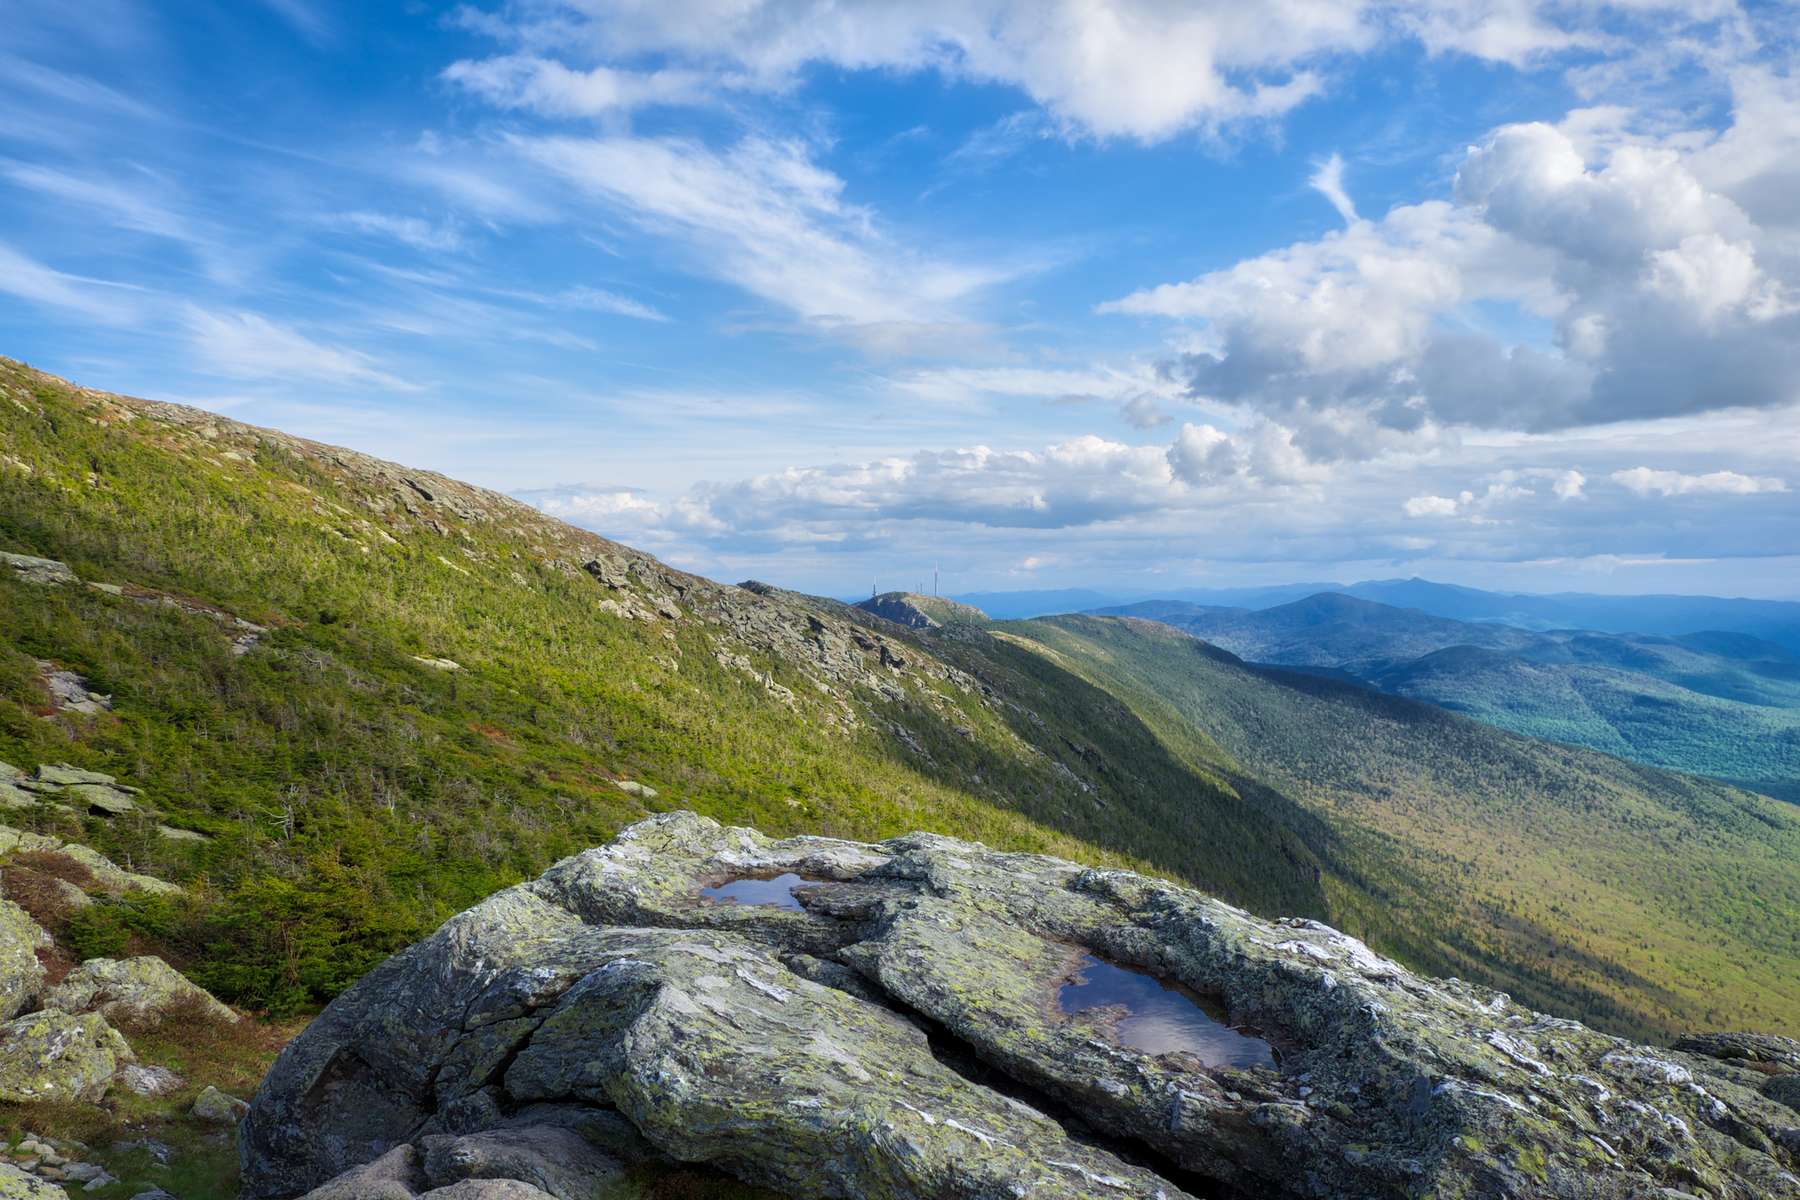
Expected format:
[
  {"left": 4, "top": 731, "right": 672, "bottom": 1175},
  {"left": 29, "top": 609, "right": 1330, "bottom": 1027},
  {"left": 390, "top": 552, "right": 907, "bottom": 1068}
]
[
  {"left": 696, "top": 873, "right": 815, "bottom": 910},
  {"left": 1057, "top": 953, "right": 1276, "bottom": 1068}
]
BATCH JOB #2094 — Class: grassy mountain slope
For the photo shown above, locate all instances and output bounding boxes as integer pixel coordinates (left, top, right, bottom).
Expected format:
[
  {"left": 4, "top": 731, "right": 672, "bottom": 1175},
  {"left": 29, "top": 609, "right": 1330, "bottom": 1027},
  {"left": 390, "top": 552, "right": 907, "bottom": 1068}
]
[
  {"left": 0, "top": 357, "right": 1325, "bottom": 1013},
  {"left": 1107, "top": 594, "right": 1800, "bottom": 800},
  {"left": 4, "top": 357, "right": 1796, "bottom": 1043},
  {"left": 1000, "top": 615, "right": 1800, "bottom": 1038}
]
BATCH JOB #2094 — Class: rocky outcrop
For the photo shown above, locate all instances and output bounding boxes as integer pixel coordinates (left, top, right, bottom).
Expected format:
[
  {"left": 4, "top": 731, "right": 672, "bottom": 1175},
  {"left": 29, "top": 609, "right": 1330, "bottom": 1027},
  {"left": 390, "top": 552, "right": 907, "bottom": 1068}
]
[
  {"left": 35, "top": 664, "right": 112, "bottom": 716},
  {"left": 0, "top": 552, "right": 77, "bottom": 587},
  {"left": 0, "top": 1011, "right": 133, "bottom": 1103},
  {"left": 45, "top": 955, "right": 238, "bottom": 1028},
  {"left": 245, "top": 813, "right": 1800, "bottom": 1200},
  {"left": 0, "top": 901, "right": 48, "bottom": 1020}
]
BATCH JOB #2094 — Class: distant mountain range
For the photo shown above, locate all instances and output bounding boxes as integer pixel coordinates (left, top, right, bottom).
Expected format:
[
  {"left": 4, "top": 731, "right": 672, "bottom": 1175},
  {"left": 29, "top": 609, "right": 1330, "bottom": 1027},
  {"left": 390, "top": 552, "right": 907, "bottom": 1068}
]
[
  {"left": 952, "top": 578, "right": 1800, "bottom": 651},
  {"left": 1098, "top": 592, "right": 1800, "bottom": 801}
]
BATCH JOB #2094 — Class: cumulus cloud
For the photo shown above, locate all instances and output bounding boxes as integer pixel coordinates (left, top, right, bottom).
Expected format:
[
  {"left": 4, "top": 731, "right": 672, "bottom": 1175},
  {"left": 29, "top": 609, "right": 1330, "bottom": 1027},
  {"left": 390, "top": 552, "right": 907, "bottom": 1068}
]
[
  {"left": 446, "top": 1, "right": 1724, "bottom": 143},
  {"left": 1109, "top": 96, "right": 1800, "bottom": 433},
  {"left": 1611, "top": 466, "right": 1787, "bottom": 496},
  {"left": 521, "top": 422, "right": 1330, "bottom": 545},
  {"left": 1553, "top": 469, "right": 1586, "bottom": 500}
]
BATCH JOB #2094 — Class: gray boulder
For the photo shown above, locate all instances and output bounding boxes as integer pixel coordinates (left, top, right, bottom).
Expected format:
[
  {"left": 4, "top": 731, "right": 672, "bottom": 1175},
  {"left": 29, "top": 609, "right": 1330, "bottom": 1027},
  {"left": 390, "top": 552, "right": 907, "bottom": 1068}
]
[
  {"left": 418, "top": 1127, "right": 624, "bottom": 1199},
  {"left": 193, "top": 1084, "right": 251, "bottom": 1124},
  {"left": 244, "top": 812, "right": 1800, "bottom": 1200},
  {"left": 45, "top": 956, "right": 238, "bottom": 1028}
]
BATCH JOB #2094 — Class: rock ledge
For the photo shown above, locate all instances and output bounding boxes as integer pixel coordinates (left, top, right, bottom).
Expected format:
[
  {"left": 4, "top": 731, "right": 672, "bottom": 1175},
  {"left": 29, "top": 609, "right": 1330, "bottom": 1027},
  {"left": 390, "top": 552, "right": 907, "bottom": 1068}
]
[{"left": 244, "top": 813, "right": 1800, "bottom": 1200}]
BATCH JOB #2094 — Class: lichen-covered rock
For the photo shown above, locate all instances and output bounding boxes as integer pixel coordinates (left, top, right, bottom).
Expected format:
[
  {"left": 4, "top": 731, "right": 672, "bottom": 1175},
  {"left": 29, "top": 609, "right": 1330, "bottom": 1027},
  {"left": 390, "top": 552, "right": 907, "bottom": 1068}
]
[
  {"left": 245, "top": 813, "right": 1800, "bottom": 1200},
  {"left": 0, "top": 782, "right": 39, "bottom": 810},
  {"left": 64, "top": 784, "right": 135, "bottom": 815},
  {"left": 45, "top": 955, "right": 238, "bottom": 1027},
  {"left": 0, "top": 1010, "right": 132, "bottom": 1102},
  {"left": 0, "top": 900, "right": 48, "bottom": 1020},
  {"left": 0, "top": 552, "right": 77, "bottom": 587},
  {"left": 32, "top": 764, "right": 121, "bottom": 787},
  {"left": 0, "top": 1162, "right": 69, "bottom": 1200},
  {"left": 193, "top": 1084, "right": 251, "bottom": 1124}
]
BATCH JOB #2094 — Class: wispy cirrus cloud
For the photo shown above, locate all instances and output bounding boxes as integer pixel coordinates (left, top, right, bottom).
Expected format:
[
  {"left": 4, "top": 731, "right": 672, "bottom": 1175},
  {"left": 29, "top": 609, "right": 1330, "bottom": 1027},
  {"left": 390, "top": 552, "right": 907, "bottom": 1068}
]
[
  {"left": 513, "top": 133, "right": 1018, "bottom": 341},
  {"left": 183, "top": 308, "right": 417, "bottom": 390}
]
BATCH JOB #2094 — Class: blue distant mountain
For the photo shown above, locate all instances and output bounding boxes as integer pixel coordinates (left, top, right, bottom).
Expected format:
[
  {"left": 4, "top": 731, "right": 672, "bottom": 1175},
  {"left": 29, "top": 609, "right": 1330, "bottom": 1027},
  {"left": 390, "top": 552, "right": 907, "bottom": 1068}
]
[{"left": 1096, "top": 591, "right": 1800, "bottom": 802}]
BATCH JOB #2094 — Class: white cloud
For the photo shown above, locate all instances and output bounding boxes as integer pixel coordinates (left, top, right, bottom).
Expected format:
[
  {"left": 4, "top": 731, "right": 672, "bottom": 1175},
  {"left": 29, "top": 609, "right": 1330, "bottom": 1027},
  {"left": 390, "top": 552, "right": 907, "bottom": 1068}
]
[
  {"left": 184, "top": 308, "right": 415, "bottom": 389},
  {"left": 334, "top": 211, "right": 465, "bottom": 253},
  {"left": 0, "top": 241, "right": 141, "bottom": 323},
  {"left": 513, "top": 133, "right": 1012, "bottom": 334},
  {"left": 557, "top": 286, "right": 669, "bottom": 322},
  {"left": 1309, "top": 152, "right": 1357, "bottom": 224},
  {"left": 1109, "top": 97, "right": 1800, "bottom": 433},
  {"left": 448, "top": 1, "right": 1729, "bottom": 144},
  {"left": 890, "top": 364, "right": 1180, "bottom": 409},
  {"left": 1611, "top": 466, "right": 1786, "bottom": 496},
  {"left": 443, "top": 55, "right": 716, "bottom": 116},
  {"left": 1167, "top": 423, "right": 1240, "bottom": 486},
  {"left": 1404, "top": 494, "right": 1462, "bottom": 517},
  {"left": 1553, "top": 468, "right": 1586, "bottom": 500}
]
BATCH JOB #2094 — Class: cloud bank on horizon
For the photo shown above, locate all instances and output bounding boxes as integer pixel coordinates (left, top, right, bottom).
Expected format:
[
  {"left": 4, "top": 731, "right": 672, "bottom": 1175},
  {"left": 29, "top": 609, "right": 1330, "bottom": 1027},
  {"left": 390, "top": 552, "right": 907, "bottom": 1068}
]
[{"left": 1, "top": 0, "right": 1796, "bottom": 596}]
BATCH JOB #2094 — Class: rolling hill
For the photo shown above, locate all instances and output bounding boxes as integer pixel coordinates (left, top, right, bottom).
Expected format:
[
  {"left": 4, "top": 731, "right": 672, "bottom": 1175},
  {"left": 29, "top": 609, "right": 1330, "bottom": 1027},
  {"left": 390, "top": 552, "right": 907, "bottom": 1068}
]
[
  {"left": 1101, "top": 593, "right": 1800, "bottom": 800},
  {"left": 3, "top": 357, "right": 1798, "bottom": 1042}
]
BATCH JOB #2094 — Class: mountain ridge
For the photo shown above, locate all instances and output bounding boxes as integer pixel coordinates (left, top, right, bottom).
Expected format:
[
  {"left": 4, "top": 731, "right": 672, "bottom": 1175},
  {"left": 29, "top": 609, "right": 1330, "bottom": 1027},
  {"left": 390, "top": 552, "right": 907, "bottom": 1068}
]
[{"left": 2, "top": 356, "right": 1797, "bottom": 1046}]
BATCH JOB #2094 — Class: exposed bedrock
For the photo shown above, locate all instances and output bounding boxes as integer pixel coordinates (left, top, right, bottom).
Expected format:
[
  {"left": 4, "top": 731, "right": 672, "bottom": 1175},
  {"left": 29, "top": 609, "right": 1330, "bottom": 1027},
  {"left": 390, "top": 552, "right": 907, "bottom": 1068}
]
[{"left": 244, "top": 812, "right": 1800, "bottom": 1200}]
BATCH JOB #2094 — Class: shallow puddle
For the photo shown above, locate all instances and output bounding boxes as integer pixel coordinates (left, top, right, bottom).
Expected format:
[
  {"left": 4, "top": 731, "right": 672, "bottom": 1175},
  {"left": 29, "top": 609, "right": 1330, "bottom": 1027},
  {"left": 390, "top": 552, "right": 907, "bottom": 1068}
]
[
  {"left": 1058, "top": 953, "right": 1276, "bottom": 1068},
  {"left": 696, "top": 872, "right": 816, "bottom": 910}
]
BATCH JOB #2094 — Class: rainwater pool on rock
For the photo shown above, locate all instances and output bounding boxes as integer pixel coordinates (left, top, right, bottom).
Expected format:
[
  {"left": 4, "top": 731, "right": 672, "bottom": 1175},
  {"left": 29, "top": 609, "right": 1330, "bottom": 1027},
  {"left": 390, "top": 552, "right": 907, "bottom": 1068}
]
[
  {"left": 696, "top": 873, "right": 816, "bottom": 910},
  {"left": 1058, "top": 953, "right": 1275, "bottom": 1068}
]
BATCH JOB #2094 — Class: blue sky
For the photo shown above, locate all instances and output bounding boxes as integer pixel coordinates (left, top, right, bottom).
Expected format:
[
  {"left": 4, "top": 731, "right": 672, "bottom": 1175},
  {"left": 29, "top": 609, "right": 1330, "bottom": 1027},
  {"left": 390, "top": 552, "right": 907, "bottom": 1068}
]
[{"left": 2, "top": 1, "right": 1797, "bottom": 598}]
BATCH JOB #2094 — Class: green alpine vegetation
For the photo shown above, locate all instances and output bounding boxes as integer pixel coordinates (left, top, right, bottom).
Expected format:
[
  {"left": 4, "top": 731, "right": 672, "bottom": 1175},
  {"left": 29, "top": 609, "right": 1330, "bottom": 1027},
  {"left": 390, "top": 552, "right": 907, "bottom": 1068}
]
[
  {"left": 2, "top": 356, "right": 1797, "bottom": 1045},
  {"left": 1104, "top": 593, "right": 1800, "bottom": 801}
]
